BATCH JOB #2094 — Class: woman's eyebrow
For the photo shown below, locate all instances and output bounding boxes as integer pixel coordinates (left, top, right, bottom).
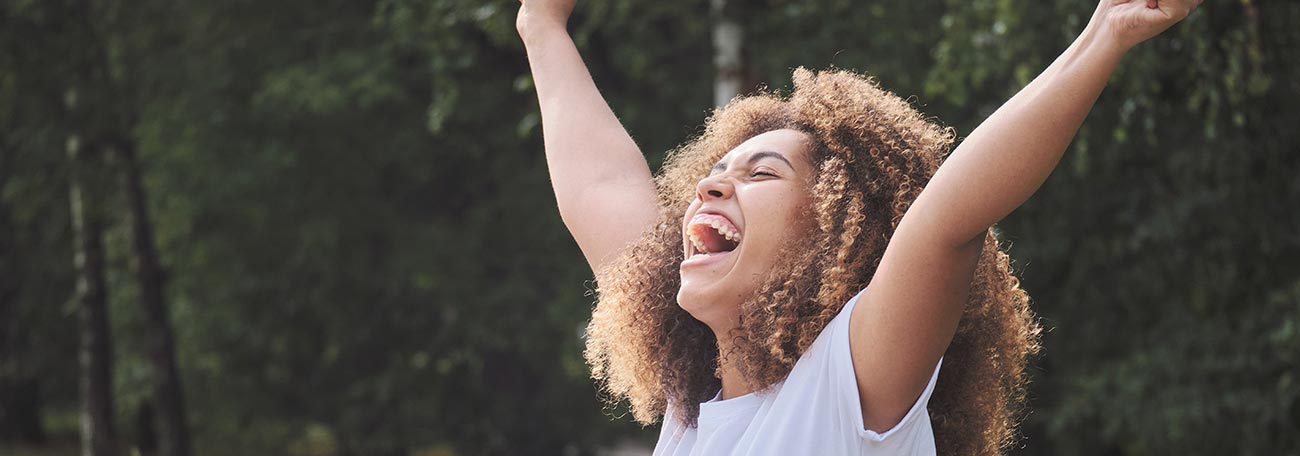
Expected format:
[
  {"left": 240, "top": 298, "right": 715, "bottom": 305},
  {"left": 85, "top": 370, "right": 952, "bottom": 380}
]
[
  {"left": 747, "top": 151, "right": 795, "bottom": 169},
  {"left": 711, "top": 151, "right": 795, "bottom": 172}
]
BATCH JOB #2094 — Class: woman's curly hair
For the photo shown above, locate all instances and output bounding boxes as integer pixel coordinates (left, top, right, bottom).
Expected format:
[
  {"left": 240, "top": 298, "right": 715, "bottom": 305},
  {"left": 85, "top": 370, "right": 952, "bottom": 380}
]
[{"left": 583, "top": 67, "right": 1042, "bottom": 455}]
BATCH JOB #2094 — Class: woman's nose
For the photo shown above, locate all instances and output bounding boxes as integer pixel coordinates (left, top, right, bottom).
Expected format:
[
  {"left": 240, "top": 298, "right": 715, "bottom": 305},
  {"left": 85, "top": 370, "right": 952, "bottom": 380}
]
[{"left": 696, "top": 174, "right": 734, "bottom": 200}]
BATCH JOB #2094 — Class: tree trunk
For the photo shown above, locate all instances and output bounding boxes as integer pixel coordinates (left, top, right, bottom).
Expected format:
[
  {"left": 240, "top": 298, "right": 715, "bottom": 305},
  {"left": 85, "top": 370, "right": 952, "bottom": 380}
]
[
  {"left": 133, "top": 401, "right": 158, "bottom": 456},
  {"left": 0, "top": 194, "right": 48, "bottom": 444},
  {"left": 0, "top": 378, "right": 47, "bottom": 443},
  {"left": 711, "top": 0, "right": 745, "bottom": 107},
  {"left": 67, "top": 118, "right": 117, "bottom": 456},
  {"left": 118, "top": 139, "right": 191, "bottom": 456}
]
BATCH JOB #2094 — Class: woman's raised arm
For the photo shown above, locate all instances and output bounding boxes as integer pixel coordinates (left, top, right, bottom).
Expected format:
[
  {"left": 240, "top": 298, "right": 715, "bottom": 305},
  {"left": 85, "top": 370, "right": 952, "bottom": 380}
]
[
  {"left": 851, "top": 0, "right": 1201, "bottom": 433},
  {"left": 904, "top": 0, "right": 1202, "bottom": 247},
  {"left": 517, "top": 0, "right": 659, "bottom": 272}
]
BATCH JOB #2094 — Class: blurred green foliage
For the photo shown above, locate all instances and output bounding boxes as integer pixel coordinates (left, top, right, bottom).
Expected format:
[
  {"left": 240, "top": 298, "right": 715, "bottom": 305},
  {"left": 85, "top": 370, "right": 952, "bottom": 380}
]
[{"left": 1, "top": 0, "right": 1297, "bottom": 455}]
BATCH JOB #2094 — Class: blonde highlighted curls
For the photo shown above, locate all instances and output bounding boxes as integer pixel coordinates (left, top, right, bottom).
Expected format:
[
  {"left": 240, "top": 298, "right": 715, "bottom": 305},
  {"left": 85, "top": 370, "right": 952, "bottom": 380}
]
[{"left": 583, "top": 68, "right": 1041, "bottom": 455}]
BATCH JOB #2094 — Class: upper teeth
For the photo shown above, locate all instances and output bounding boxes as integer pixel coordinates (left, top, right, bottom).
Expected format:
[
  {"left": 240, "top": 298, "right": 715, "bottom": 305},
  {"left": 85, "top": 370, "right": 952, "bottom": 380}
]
[
  {"left": 690, "top": 236, "right": 708, "bottom": 254},
  {"left": 716, "top": 224, "right": 739, "bottom": 240},
  {"left": 687, "top": 213, "right": 742, "bottom": 255}
]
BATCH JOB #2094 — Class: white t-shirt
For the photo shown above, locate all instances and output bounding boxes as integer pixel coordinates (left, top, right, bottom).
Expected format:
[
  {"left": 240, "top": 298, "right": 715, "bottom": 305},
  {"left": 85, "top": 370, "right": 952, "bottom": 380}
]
[{"left": 653, "top": 289, "right": 943, "bottom": 456}]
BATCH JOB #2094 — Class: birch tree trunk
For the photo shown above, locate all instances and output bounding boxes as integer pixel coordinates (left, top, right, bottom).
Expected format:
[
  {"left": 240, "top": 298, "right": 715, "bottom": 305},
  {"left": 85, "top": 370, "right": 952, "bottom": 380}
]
[
  {"left": 67, "top": 100, "right": 118, "bottom": 456},
  {"left": 711, "top": 0, "right": 744, "bottom": 107}
]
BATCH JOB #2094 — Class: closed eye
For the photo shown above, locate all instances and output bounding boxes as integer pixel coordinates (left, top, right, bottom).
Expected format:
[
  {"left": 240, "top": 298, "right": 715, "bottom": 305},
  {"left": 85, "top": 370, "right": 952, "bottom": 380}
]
[{"left": 751, "top": 171, "right": 777, "bottom": 178}]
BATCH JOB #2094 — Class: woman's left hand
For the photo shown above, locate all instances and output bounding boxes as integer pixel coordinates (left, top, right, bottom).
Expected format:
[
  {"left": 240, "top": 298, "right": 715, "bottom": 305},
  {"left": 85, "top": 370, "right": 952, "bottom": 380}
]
[{"left": 1093, "top": 0, "right": 1203, "bottom": 51}]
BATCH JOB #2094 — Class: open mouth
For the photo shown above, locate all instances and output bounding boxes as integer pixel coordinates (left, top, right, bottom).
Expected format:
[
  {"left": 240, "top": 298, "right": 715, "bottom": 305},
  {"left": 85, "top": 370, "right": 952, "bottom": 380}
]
[{"left": 687, "top": 213, "right": 742, "bottom": 259}]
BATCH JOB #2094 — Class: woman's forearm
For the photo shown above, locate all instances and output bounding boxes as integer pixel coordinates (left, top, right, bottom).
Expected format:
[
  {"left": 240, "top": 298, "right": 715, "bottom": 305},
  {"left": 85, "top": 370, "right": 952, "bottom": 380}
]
[{"left": 905, "top": 19, "right": 1128, "bottom": 247}]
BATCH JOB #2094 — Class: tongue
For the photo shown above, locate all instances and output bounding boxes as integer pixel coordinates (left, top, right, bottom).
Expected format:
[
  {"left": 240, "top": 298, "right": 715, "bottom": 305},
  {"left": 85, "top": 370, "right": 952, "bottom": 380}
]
[{"left": 690, "top": 224, "right": 737, "bottom": 253}]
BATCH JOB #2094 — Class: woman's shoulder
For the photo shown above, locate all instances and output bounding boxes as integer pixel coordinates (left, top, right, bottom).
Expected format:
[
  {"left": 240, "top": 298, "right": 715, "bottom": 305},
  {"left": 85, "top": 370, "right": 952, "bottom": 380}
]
[{"left": 776, "top": 287, "right": 941, "bottom": 445}]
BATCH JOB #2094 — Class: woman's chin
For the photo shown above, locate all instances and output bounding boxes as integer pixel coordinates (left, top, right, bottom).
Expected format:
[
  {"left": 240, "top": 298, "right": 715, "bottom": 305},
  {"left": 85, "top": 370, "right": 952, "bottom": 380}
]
[
  {"left": 676, "top": 275, "right": 715, "bottom": 308},
  {"left": 675, "top": 282, "right": 740, "bottom": 329}
]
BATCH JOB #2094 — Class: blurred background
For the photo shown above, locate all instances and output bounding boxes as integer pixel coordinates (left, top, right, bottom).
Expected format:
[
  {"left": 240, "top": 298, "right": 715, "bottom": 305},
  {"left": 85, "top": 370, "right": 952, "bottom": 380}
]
[{"left": 1, "top": 0, "right": 1297, "bottom": 455}]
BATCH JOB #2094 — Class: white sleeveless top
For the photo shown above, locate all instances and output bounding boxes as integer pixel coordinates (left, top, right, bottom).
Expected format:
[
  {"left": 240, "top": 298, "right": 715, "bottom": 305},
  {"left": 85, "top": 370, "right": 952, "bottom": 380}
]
[{"left": 653, "top": 289, "right": 943, "bottom": 455}]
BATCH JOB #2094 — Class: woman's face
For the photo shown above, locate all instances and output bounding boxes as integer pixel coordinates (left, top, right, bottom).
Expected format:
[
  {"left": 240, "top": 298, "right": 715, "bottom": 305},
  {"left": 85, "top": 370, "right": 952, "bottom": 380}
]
[{"left": 678, "top": 128, "right": 816, "bottom": 330}]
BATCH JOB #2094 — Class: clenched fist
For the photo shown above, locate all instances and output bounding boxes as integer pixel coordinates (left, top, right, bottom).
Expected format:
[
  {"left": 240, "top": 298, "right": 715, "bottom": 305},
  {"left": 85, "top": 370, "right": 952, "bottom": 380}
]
[
  {"left": 516, "top": 0, "right": 576, "bottom": 37},
  {"left": 1093, "top": 0, "right": 1203, "bottom": 50}
]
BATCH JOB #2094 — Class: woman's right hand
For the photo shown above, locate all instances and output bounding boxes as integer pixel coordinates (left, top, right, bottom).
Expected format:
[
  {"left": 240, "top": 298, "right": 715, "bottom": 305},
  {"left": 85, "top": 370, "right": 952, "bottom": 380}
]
[{"left": 516, "top": 0, "right": 576, "bottom": 37}]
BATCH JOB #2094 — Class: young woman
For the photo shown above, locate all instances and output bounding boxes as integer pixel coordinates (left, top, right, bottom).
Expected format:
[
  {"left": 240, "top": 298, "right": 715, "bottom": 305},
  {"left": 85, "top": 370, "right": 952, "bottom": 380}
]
[{"left": 516, "top": 0, "right": 1200, "bottom": 454}]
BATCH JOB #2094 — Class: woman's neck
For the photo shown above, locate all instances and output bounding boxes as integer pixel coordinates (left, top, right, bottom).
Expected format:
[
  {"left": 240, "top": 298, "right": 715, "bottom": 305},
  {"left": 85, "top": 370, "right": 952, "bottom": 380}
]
[{"left": 714, "top": 337, "right": 755, "bottom": 400}]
